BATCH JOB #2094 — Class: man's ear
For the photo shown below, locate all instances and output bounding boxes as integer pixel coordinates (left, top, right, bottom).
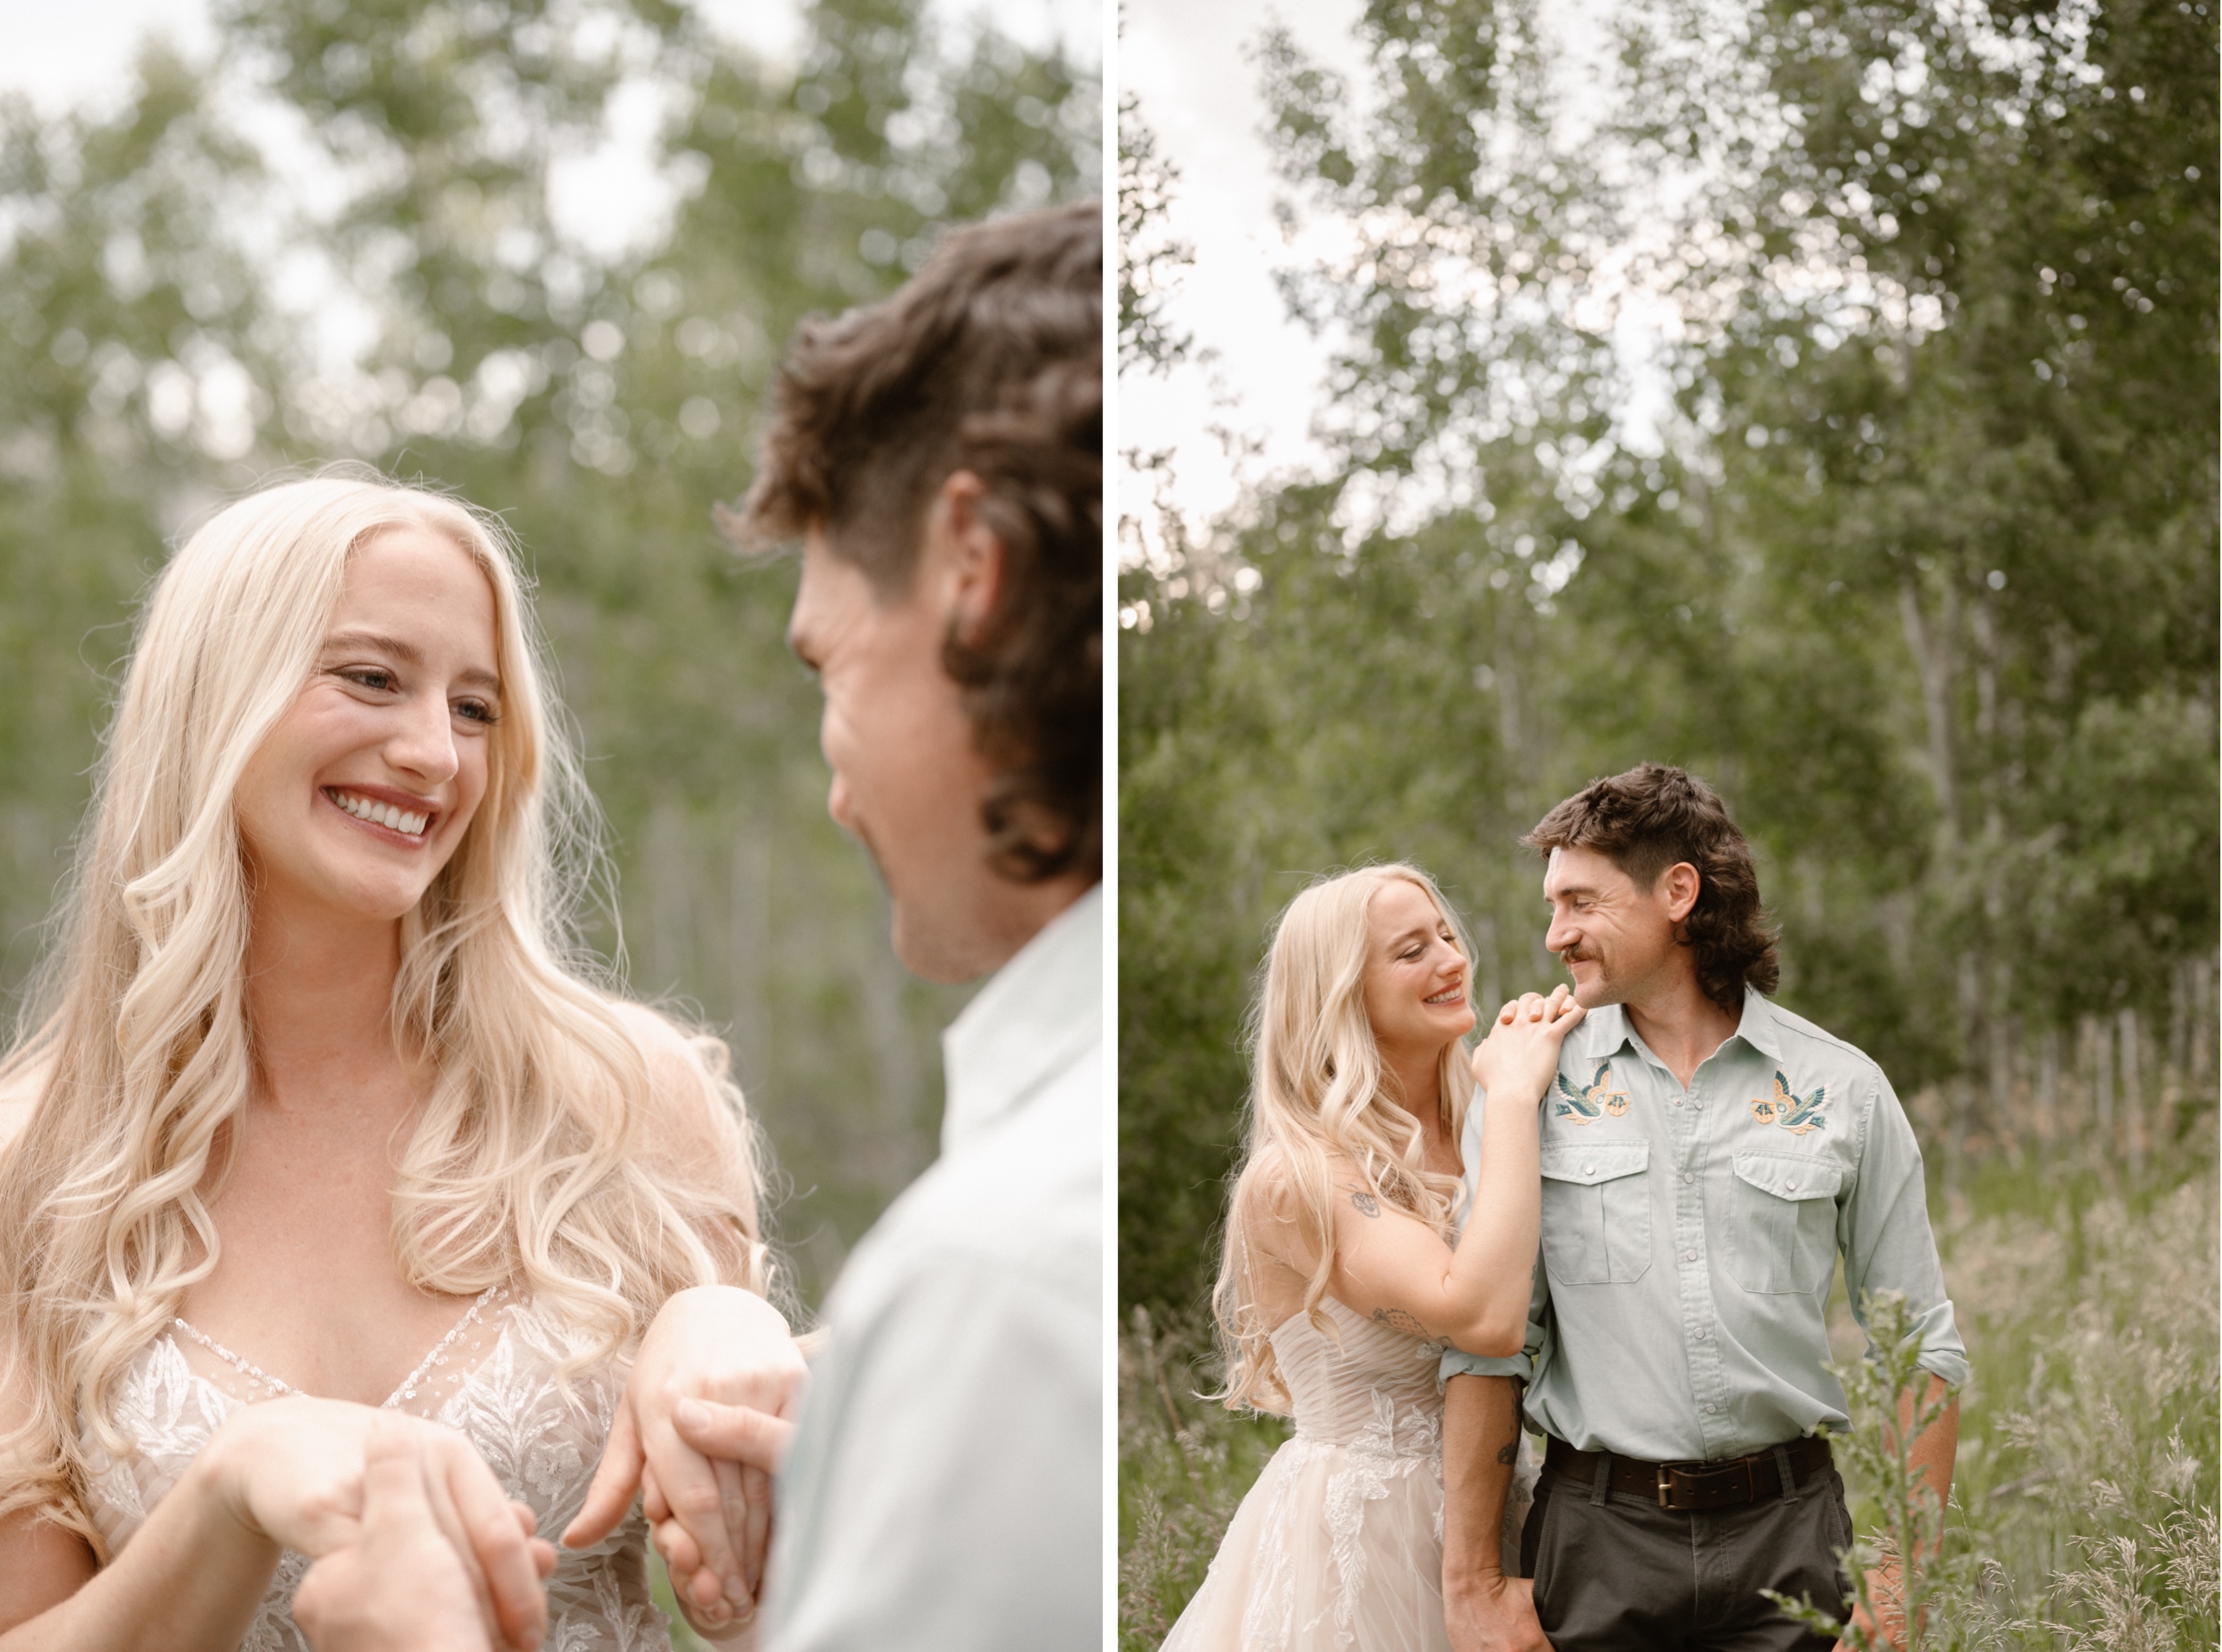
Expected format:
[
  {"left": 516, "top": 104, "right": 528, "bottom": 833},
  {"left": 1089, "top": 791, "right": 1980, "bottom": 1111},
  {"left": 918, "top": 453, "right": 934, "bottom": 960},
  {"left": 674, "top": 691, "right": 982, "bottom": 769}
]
[
  {"left": 923, "top": 470, "right": 1006, "bottom": 644},
  {"left": 1659, "top": 862, "right": 1701, "bottom": 925}
]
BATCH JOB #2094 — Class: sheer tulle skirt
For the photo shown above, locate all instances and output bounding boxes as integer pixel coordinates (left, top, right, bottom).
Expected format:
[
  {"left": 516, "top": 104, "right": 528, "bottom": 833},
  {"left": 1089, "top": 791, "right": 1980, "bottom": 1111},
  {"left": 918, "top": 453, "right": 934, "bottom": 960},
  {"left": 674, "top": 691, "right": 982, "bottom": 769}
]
[{"left": 1160, "top": 1424, "right": 1532, "bottom": 1652}]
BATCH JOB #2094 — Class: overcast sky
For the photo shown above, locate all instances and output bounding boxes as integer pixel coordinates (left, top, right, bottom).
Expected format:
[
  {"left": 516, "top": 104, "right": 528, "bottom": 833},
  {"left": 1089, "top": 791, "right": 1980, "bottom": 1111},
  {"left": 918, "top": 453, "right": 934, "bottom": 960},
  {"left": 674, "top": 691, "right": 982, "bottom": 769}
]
[
  {"left": 0, "top": 0, "right": 1098, "bottom": 112},
  {"left": 0, "top": 0, "right": 1099, "bottom": 262},
  {"left": 1120, "top": 0, "right": 1362, "bottom": 540}
]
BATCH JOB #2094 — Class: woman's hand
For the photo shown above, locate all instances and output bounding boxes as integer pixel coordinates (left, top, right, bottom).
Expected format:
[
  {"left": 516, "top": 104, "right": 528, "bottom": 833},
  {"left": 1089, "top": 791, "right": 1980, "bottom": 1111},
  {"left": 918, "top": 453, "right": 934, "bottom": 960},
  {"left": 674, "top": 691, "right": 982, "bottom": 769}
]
[
  {"left": 203, "top": 1397, "right": 550, "bottom": 1652},
  {"left": 562, "top": 1287, "right": 805, "bottom": 1637},
  {"left": 1468, "top": 986, "right": 1584, "bottom": 1107}
]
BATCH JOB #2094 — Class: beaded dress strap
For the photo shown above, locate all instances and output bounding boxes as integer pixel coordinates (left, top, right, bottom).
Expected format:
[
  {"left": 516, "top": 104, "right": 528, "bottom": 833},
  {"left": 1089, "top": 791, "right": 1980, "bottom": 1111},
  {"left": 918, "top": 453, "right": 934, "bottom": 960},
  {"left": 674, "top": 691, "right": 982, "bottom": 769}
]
[{"left": 171, "top": 1282, "right": 510, "bottom": 1409}]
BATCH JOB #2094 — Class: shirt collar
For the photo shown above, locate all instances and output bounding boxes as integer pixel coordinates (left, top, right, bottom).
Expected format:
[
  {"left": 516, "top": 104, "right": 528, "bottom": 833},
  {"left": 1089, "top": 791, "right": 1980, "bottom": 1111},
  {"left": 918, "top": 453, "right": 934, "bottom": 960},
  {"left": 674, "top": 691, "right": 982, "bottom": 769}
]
[
  {"left": 1568, "top": 986, "right": 1784, "bottom": 1065},
  {"left": 939, "top": 884, "right": 1102, "bottom": 1153},
  {"left": 1730, "top": 986, "right": 1787, "bottom": 1062}
]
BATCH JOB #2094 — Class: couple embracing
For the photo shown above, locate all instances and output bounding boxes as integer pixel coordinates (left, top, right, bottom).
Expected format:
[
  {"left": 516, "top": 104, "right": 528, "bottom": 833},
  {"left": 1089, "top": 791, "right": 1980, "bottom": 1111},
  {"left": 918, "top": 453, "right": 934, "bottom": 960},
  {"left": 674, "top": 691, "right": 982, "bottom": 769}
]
[{"left": 1166, "top": 765, "right": 1968, "bottom": 1652}]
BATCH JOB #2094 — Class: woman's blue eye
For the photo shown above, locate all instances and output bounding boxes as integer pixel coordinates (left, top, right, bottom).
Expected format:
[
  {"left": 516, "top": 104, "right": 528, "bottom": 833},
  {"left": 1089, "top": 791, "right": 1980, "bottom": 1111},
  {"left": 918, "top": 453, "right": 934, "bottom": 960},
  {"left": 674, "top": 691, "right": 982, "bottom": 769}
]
[
  {"left": 455, "top": 699, "right": 498, "bottom": 725},
  {"left": 345, "top": 668, "right": 396, "bottom": 691}
]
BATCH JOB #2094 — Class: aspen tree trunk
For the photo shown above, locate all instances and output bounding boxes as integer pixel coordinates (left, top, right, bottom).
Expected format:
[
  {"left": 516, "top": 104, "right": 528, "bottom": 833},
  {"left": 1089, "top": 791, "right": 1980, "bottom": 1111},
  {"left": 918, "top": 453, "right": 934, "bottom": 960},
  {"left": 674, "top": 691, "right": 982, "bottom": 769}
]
[{"left": 2118, "top": 1008, "right": 2143, "bottom": 1179}]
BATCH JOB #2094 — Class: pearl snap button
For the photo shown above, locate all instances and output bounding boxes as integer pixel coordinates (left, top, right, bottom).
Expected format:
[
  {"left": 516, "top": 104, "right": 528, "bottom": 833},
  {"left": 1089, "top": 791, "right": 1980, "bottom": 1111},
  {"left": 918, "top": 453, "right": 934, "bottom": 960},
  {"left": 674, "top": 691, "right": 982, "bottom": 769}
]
[
  {"left": 1787, "top": 1179, "right": 1799, "bottom": 1191},
  {"left": 1582, "top": 1163, "right": 1595, "bottom": 1176},
  {"left": 1682, "top": 1173, "right": 1694, "bottom": 1185},
  {"left": 1693, "top": 1325, "right": 1707, "bottom": 1339},
  {"left": 1684, "top": 1249, "right": 1698, "bottom": 1262},
  {"left": 1703, "top": 1402, "right": 1718, "bottom": 1414}
]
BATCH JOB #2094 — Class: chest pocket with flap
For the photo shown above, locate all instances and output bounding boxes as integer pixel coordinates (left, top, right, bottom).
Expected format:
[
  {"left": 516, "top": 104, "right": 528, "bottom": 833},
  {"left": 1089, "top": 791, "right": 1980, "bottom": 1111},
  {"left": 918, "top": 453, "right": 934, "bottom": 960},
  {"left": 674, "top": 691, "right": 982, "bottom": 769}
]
[
  {"left": 1539, "top": 1142, "right": 1651, "bottom": 1286},
  {"left": 1730, "top": 1152, "right": 1846, "bottom": 1294}
]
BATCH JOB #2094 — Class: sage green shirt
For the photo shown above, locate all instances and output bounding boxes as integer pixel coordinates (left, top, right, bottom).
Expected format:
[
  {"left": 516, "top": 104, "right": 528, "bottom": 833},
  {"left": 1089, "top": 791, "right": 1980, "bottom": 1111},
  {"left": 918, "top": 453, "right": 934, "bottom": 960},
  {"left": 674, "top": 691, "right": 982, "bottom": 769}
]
[{"left": 1441, "top": 988, "right": 1966, "bottom": 1462}]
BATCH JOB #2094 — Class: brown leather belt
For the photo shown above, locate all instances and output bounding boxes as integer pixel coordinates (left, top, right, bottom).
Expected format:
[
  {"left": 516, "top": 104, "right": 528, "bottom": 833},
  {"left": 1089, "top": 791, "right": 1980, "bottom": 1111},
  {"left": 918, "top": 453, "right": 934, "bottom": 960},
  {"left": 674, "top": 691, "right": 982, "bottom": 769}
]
[{"left": 1543, "top": 1433, "right": 1833, "bottom": 1512}]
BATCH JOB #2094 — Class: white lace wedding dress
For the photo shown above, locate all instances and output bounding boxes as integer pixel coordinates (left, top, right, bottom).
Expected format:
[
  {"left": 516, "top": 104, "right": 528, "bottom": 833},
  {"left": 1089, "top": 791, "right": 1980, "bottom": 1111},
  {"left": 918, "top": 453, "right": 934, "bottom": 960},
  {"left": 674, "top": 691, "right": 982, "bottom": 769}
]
[
  {"left": 79, "top": 1284, "right": 671, "bottom": 1652},
  {"left": 1161, "top": 1297, "right": 1534, "bottom": 1652}
]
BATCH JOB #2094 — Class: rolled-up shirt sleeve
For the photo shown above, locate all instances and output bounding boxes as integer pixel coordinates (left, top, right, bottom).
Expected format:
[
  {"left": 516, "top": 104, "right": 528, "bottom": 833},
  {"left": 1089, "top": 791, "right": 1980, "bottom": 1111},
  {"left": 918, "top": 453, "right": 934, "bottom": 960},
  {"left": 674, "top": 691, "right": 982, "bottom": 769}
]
[
  {"left": 1840, "top": 1070, "right": 1969, "bottom": 1389},
  {"left": 1440, "top": 1258, "right": 1544, "bottom": 1386}
]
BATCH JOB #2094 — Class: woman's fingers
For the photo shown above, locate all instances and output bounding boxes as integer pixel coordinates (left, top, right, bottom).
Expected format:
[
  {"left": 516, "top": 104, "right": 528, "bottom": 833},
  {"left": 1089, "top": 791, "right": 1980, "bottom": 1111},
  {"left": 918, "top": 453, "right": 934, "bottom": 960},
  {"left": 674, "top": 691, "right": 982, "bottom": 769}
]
[
  {"left": 653, "top": 1515, "right": 704, "bottom": 1580},
  {"left": 653, "top": 1517, "right": 740, "bottom": 1632},
  {"left": 561, "top": 1403, "right": 643, "bottom": 1550}
]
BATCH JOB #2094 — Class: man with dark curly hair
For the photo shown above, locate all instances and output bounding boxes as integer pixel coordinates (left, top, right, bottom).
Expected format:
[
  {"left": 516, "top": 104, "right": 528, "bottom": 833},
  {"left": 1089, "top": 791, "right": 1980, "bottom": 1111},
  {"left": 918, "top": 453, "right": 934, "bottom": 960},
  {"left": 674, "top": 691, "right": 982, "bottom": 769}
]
[
  {"left": 571, "top": 200, "right": 1102, "bottom": 1651},
  {"left": 1441, "top": 764, "right": 1965, "bottom": 1652}
]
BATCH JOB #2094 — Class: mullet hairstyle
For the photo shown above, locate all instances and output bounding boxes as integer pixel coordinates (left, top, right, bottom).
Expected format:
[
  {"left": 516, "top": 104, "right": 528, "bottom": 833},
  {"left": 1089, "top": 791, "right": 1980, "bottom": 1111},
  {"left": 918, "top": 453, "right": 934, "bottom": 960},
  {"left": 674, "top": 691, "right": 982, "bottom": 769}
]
[
  {"left": 728, "top": 199, "right": 1101, "bottom": 885},
  {"left": 1524, "top": 762, "right": 1780, "bottom": 1015},
  {"left": 0, "top": 473, "right": 770, "bottom": 1544},
  {"left": 1213, "top": 866, "right": 1475, "bottom": 1415}
]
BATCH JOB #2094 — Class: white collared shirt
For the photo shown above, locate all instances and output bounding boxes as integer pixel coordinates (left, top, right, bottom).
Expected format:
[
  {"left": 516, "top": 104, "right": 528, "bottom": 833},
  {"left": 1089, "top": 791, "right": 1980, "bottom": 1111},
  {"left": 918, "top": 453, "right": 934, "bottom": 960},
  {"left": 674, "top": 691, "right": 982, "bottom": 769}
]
[{"left": 763, "top": 887, "right": 1102, "bottom": 1650}]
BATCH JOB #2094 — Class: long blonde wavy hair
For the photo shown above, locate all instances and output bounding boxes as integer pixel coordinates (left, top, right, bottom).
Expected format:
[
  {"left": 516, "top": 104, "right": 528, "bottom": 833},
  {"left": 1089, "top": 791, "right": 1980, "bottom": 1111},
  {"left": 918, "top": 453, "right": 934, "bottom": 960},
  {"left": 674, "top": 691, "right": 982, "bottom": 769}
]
[
  {"left": 0, "top": 472, "right": 770, "bottom": 1540},
  {"left": 1214, "top": 865, "right": 1475, "bottom": 1413}
]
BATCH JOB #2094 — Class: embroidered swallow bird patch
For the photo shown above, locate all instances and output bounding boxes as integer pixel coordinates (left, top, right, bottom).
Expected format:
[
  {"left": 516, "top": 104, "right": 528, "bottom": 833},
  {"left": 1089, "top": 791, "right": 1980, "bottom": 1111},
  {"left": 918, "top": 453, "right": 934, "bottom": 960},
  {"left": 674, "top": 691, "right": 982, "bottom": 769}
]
[
  {"left": 1749, "top": 1071, "right": 1829, "bottom": 1135},
  {"left": 1552, "top": 1061, "right": 1630, "bottom": 1125}
]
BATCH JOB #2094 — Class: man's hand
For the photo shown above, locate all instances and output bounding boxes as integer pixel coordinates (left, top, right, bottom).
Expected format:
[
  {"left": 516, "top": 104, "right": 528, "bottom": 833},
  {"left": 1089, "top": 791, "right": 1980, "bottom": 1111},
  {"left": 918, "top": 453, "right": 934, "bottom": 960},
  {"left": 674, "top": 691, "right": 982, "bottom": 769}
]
[
  {"left": 1445, "top": 1573, "right": 1552, "bottom": 1652},
  {"left": 563, "top": 1288, "right": 805, "bottom": 1637},
  {"left": 641, "top": 1400, "right": 799, "bottom": 1601},
  {"left": 1830, "top": 1559, "right": 1914, "bottom": 1652},
  {"left": 207, "top": 1397, "right": 551, "bottom": 1652},
  {"left": 1834, "top": 1375, "right": 1956, "bottom": 1650},
  {"left": 1443, "top": 1377, "right": 1550, "bottom": 1651},
  {"left": 293, "top": 1415, "right": 557, "bottom": 1652}
]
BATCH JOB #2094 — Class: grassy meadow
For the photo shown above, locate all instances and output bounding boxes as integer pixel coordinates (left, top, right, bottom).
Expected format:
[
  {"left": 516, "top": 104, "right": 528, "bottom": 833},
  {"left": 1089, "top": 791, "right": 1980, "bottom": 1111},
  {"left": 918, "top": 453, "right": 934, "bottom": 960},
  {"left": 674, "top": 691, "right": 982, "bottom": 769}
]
[{"left": 1119, "top": 1140, "right": 2220, "bottom": 1651}]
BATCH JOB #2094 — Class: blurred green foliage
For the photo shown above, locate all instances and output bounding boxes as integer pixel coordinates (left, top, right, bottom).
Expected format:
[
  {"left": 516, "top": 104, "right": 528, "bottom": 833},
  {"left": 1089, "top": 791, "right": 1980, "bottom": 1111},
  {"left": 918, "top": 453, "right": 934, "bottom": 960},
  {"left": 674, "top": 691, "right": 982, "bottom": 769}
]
[
  {"left": 1118, "top": 0, "right": 2216, "bottom": 1311},
  {"left": 0, "top": 0, "right": 1099, "bottom": 1310}
]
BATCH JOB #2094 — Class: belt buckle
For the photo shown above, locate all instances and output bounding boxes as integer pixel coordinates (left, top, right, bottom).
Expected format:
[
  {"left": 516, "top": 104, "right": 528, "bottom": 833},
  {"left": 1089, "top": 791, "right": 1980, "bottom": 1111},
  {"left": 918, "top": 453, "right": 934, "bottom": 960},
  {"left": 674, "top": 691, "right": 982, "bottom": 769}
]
[{"left": 1656, "top": 1464, "right": 1674, "bottom": 1509}]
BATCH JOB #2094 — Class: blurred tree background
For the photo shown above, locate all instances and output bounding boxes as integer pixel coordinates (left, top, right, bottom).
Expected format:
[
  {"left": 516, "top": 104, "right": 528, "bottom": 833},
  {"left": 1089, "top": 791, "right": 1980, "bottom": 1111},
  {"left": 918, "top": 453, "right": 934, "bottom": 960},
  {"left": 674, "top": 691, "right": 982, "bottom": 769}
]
[
  {"left": 1119, "top": 0, "right": 2215, "bottom": 1313},
  {"left": 0, "top": 0, "right": 1099, "bottom": 1312}
]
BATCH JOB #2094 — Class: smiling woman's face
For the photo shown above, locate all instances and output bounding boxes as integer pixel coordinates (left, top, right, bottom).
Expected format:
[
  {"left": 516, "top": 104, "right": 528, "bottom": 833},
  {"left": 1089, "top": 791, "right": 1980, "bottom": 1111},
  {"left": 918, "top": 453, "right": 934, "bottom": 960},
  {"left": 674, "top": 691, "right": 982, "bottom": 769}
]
[
  {"left": 1359, "top": 877, "right": 1476, "bottom": 1059},
  {"left": 233, "top": 524, "right": 501, "bottom": 930}
]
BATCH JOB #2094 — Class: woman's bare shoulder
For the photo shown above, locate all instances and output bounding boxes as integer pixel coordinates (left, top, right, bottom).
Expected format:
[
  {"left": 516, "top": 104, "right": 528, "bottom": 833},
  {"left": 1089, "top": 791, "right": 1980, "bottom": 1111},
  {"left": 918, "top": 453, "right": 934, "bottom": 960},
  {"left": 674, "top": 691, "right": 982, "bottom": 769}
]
[
  {"left": 603, "top": 1000, "right": 747, "bottom": 1159},
  {"left": 1236, "top": 1143, "right": 1382, "bottom": 1220}
]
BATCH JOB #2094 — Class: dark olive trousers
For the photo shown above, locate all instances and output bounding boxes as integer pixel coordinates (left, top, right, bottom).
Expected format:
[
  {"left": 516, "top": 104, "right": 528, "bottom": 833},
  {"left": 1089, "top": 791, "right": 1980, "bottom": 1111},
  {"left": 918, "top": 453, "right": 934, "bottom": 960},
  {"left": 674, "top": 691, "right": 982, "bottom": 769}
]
[{"left": 1522, "top": 1459, "right": 1853, "bottom": 1652}]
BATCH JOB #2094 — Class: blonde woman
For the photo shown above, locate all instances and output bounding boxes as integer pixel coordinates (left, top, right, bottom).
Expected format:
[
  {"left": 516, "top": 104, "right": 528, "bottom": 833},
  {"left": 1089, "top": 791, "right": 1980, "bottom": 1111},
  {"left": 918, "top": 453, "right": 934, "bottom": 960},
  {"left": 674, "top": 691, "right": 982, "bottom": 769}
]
[
  {"left": 0, "top": 474, "right": 803, "bottom": 1650},
  {"left": 1162, "top": 865, "right": 1580, "bottom": 1652}
]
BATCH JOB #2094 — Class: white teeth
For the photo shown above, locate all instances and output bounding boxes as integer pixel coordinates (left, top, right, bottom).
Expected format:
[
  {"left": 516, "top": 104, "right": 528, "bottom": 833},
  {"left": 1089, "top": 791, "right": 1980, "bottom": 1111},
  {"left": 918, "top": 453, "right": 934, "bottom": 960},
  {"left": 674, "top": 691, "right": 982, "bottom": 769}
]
[{"left": 332, "top": 790, "right": 428, "bottom": 837}]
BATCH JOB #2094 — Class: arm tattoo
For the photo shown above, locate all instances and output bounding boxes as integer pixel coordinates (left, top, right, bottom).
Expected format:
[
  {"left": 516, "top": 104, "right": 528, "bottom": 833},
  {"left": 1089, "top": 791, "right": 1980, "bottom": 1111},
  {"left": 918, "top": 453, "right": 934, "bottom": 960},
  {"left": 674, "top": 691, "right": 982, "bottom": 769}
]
[
  {"left": 1371, "top": 1305, "right": 1432, "bottom": 1338},
  {"left": 1350, "top": 1190, "right": 1381, "bottom": 1217},
  {"left": 1496, "top": 1438, "right": 1520, "bottom": 1465}
]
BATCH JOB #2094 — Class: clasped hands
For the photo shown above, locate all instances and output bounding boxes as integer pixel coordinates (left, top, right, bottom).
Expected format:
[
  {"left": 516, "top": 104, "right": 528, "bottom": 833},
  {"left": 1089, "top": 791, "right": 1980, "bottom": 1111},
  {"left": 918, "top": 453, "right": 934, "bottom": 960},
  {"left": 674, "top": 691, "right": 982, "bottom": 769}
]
[
  {"left": 1469, "top": 985, "right": 1585, "bottom": 1101},
  {"left": 561, "top": 1285, "right": 808, "bottom": 1640},
  {"left": 204, "top": 1396, "right": 556, "bottom": 1652}
]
